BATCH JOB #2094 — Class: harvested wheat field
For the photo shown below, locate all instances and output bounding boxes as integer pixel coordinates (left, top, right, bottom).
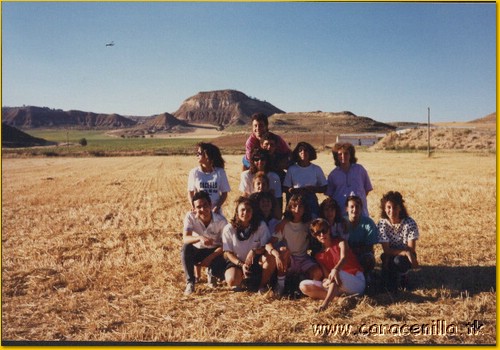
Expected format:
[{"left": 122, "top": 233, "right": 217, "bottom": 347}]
[{"left": 1, "top": 151, "right": 496, "bottom": 344}]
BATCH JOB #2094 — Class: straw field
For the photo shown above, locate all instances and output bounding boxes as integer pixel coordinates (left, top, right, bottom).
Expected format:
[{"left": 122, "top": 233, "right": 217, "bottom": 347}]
[{"left": 1, "top": 151, "right": 496, "bottom": 344}]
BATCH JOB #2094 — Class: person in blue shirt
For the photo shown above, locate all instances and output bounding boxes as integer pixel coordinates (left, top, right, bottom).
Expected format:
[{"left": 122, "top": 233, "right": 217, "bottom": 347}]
[{"left": 344, "top": 194, "right": 379, "bottom": 275}]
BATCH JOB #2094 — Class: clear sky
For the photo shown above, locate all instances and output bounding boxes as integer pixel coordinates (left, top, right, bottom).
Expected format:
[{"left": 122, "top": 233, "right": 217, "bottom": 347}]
[{"left": 2, "top": 2, "right": 496, "bottom": 123}]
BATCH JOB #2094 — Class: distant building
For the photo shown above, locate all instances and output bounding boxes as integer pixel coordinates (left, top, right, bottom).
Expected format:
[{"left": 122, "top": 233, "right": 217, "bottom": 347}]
[{"left": 336, "top": 133, "right": 386, "bottom": 146}]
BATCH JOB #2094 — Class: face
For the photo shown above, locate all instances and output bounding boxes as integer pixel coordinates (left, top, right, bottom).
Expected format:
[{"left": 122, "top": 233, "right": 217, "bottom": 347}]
[
  {"left": 252, "top": 156, "right": 267, "bottom": 171},
  {"left": 196, "top": 148, "right": 210, "bottom": 166},
  {"left": 323, "top": 206, "right": 336, "bottom": 223},
  {"left": 312, "top": 225, "right": 330, "bottom": 245},
  {"left": 337, "top": 149, "right": 351, "bottom": 166},
  {"left": 252, "top": 120, "right": 267, "bottom": 139},
  {"left": 298, "top": 147, "right": 310, "bottom": 162},
  {"left": 258, "top": 197, "right": 273, "bottom": 216},
  {"left": 347, "top": 199, "right": 361, "bottom": 223},
  {"left": 193, "top": 198, "right": 211, "bottom": 221},
  {"left": 385, "top": 201, "right": 401, "bottom": 223},
  {"left": 253, "top": 178, "right": 269, "bottom": 193},
  {"left": 290, "top": 201, "right": 305, "bottom": 220},
  {"left": 237, "top": 202, "right": 253, "bottom": 225},
  {"left": 261, "top": 140, "right": 276, "bottom": 154}
]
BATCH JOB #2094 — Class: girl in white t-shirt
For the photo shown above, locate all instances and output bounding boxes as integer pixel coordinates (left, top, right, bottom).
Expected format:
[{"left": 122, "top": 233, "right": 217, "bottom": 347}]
[
  {"left": 283, "top": 142, "right": 327, "bottom": 217},
  {"left": 187, "top": 142, "right": 231, "bottom": 214},
  {"left": 222, "top": 197, "right": 276, "bottom": 293},
  {"left": 266, "top": 194, "right": 322, "bottom": 296}
]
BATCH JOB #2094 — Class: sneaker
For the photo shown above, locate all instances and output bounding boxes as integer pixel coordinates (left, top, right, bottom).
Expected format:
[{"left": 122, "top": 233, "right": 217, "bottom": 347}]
[
  {"left": 206, "top": 270, "right": 217, "bottom": 288},
  {"left": 184, "top": 282, "right": 195, "bottom": 296}
]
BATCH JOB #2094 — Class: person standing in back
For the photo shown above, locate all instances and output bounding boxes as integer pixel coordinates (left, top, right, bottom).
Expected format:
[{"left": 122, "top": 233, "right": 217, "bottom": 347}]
[
  {"left": 326, "top": 142, "right": 373, "bottom": 217},
  {"left": 242, "top": 113, "right": 291, "bottom": 171}
]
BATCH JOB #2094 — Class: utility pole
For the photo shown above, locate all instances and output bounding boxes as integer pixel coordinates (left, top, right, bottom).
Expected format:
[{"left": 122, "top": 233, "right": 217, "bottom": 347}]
[{"left": 427, "top": 107, "right": 431, "bottom": 157}]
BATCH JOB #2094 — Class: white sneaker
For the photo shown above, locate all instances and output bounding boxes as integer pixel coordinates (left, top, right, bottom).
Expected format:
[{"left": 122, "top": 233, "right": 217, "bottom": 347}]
[
  {"left": 206, "top": 270, "right": 217, "bottom": 288},
  {"left": 184, "top": 282, "right": 195, "bottom": 296}
]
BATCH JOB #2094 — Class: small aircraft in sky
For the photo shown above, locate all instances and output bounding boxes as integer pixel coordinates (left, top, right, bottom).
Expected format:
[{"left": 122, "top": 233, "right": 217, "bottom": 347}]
[{"left": 105, "top": 41, "right": 115, "bottom": 47}]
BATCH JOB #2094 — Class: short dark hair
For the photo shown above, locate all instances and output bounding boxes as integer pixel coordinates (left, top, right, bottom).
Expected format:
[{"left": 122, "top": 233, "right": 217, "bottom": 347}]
[
  {"left": 191, "top": 191, "right": 211, "bottom": 205},
  {"left": 291, "top": 142, "right": 317, "bottom": 162},
  {"left": 345, "top": 194, "right": 363, "bottom": 209},
  {"left": 251, "top": 113, "right": 269, "bottom": 128}
]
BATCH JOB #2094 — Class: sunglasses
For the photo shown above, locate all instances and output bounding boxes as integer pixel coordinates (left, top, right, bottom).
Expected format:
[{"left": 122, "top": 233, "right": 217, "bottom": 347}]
[
  {"left": 312, "top": 230, "right": 328, "bottom": 237},
  {"left": 252, "top": 157, "right": 265, "bottom": 162}
]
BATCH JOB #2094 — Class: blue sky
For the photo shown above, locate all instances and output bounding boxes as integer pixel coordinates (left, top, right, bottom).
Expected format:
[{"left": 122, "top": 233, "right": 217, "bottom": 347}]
[{"left": 2, "top": 2, "right": 496, "bottom": 122}]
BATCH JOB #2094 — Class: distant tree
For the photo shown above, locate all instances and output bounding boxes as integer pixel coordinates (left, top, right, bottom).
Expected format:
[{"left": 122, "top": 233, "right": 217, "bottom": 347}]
[{"left": 79, "top": 138, "right": 88, "bottom": 146}]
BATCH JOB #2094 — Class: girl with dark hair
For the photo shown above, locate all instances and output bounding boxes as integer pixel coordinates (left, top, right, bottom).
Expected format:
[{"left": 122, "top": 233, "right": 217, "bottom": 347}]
[
  {"left": 187, "top": 142, "right": 230, "bottom": 213},
  {"left": 283, "top": 142, "right": 327, "bottom": 217},
  {"left": 266, "top": 194, "right": 322, "bottom": 296},
  {"left": 222, "top": 197, "right": 276, "bottom": 292},
  {"left": 377, "top": 191, "right": 419, "bottom": 291},
  {"left": 326, "top": 142, "right": 373, "bottom": 217}
]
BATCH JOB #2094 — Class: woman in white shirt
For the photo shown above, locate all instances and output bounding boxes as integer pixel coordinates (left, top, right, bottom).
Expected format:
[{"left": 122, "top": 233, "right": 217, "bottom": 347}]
[{"left": 187, "top": 142, "right": 231, "bottom": 214}]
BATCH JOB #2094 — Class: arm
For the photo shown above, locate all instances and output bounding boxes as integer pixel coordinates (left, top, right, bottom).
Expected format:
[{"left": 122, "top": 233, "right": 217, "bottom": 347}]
[
  {"left": 224, "top": 251, "right": 244, "bottom": 267},
  {"left": 213, "top": 192, "right": 227, "bottom": 213},
  {"left": 381, "top": 241, "right": 418, "bottom": 268},
  {"left": 187, "top": 191, "right": 195, "bottom": 210},
  {"left": 199, "top": 246, "right": 223, "bottom": 267}
]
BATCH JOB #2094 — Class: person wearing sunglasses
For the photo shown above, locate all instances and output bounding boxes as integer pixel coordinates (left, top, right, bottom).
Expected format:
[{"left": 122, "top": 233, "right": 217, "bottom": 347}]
[
  {"left": 187, "top": 142, "right": 231, "bottom": 214},
  {"left": 239, "top": 148, "right": 282, "bottom": 217},
  {"left": 299, "top": 218, "right": 365, "bottom": 312}
]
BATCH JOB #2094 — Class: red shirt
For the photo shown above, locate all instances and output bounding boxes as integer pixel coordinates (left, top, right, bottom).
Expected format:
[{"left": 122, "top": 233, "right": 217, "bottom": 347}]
[{"left": 315, "top": 238, "right": 363, "bottom": 276}]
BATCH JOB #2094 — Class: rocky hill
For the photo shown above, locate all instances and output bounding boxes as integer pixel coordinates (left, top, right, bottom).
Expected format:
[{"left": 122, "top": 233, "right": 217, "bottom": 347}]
[
  {"left": 173, "top": 90, "right": 285, "bottom": 126},
  {"left": 269, "top": 111, "right": 396, "bottom": 134},
  {"left": 469, "top": 112, "right": 496, "bottom": 124},
  {"left": 2, "top": 106, "right": 137, "bottom": 129},
  {"left": 2, "top": 123, "right": 56, "bottom": 148}
]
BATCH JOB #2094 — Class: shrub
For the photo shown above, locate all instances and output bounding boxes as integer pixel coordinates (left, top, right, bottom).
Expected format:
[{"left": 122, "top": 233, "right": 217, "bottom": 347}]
[{"left": 79, "top": 138, "right": 88, "bottom": 146}]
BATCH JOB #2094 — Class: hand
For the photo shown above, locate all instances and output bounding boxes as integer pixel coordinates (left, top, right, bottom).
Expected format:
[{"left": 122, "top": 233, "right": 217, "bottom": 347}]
[
  {"left": 329, "top": 269, "right": 341, "bottom": 286},
  {"left": 316, "top": 304, "right": 328, "bottom": 312},
  {"left": 199, "top": 236, "right": 214, "bottom": 247},
  {"left": 275, "top": 256, "right": 285, "bottom": 273},
  {"left": 242, "top": 263, "right": 251, "bottom": 278},
  {"left": 245, "top": 250, "right": 256, "bottom": 267}
]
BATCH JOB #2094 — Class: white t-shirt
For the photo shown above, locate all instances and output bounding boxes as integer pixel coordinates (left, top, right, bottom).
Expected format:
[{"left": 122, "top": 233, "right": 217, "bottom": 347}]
[
  {"left": 183, "top": 211, "right": 228, "bottom": 249},
  {"left": 238, "top": 170, "right": 282, "bottom": 198},
  {"left": 273, "top": 221, "right": 310, "bottom": 256},
  {"left": 187, "top": 166, "right": 231, "bottom": 208},
  {"left": 222, "top": 221, "right": 270, "bottom": 261},
  {"left": 283, "top": 163, "right": 327, "bottom": 189}
]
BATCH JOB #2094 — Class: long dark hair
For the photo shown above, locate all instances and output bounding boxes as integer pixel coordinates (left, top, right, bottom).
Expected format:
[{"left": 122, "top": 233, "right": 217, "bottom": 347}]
[
  {"left": 249, "top": 148, "right": 271, "bottom": 174},
  {"left": 230, "top": 196, "right": 262, "bottom": 241},
  {"left": 249, "top": 191, "right": 276, "bottom": 223},
  {"left": 283, "top": 194, "right": 311, "bottom": 223},
  {"left": 319, "top": 197, "right": 343, "bottom": 223},
  {"left": 196, "top": 142, "right": 225, "bottom": 169},
  {"left": 380, "top": 191, "right": 409, "bottom": 220}
]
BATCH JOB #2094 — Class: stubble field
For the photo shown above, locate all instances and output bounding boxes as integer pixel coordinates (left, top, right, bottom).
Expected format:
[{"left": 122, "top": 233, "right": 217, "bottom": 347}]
[{"left": 1, "top": 150, "right": 496, "bottom": 344}]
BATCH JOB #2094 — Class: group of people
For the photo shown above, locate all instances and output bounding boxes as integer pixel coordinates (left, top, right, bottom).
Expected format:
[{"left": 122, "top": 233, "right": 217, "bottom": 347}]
[{"left": 182, "top": 113, "right": 420, "bottom": 310}]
